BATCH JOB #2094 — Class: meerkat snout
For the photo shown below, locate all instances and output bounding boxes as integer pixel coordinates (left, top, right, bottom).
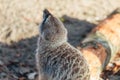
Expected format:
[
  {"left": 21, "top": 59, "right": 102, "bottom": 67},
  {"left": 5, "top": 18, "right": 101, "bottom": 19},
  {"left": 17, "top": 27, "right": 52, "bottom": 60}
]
[{"left": 40, "top": 9, "right": 67, "bottom": 44}]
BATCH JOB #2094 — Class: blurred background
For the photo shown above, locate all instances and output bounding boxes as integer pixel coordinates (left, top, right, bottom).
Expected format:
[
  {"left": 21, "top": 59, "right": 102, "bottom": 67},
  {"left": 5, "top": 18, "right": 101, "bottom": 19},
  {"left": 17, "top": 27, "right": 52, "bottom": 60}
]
[{"left": 0, "top": 0, "right": 120, "bottom": 80}]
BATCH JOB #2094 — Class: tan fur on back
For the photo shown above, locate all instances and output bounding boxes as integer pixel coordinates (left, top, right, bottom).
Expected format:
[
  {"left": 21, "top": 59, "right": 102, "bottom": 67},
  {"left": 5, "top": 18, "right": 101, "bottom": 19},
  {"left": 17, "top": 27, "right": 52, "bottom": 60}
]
[{"left": 36, "top": 42, "right": 89, "bottom": 80}]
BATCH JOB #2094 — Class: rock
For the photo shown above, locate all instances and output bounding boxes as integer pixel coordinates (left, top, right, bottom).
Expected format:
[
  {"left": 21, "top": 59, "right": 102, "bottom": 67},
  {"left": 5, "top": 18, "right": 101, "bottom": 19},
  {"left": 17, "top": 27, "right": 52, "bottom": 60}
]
[
  {"left": 0, "top": 60, "right": 4, "bottom": 66},
  {"left": 27, "top": 72, "right": 37, "bottom": 80},
  {"left": 109, "top": 75, "right": 120, "bottom": 80},
  {"left": 0, "top": 72, "right": 7, "bottom": 79}
]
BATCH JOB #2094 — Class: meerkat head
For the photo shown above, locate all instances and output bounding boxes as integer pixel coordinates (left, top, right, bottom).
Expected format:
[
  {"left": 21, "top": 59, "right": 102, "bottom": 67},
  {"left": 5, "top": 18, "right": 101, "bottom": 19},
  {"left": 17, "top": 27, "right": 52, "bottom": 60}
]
[{"left": 39, "top": 9, "right": 67, "bottom": 47}]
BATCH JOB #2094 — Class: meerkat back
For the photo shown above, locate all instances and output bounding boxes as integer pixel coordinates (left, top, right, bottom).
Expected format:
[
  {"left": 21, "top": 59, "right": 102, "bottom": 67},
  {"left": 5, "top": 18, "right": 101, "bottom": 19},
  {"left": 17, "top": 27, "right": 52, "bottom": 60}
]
[{"left": 36, "top": 9, "right": 90, "bottom": 80}]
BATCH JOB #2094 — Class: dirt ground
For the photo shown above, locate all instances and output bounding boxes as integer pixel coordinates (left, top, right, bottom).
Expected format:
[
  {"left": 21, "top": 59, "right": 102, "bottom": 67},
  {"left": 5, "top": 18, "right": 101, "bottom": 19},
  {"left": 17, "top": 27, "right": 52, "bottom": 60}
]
[{"left": 0, "top": 0, "right": 120, "bottom": 80}]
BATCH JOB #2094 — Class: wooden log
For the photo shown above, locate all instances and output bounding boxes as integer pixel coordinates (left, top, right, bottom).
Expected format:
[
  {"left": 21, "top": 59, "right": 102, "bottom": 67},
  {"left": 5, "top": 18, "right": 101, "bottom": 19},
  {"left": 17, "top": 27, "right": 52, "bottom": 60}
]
[{"left": 78, "top": 8, "right": 120, "bottom": 80}]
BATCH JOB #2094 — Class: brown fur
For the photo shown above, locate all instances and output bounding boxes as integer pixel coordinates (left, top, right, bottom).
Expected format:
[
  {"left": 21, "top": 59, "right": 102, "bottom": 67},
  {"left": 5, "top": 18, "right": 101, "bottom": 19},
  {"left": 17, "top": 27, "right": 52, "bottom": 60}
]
[{"left": 36, "top": 10, "right": 90, "bottom": 80}]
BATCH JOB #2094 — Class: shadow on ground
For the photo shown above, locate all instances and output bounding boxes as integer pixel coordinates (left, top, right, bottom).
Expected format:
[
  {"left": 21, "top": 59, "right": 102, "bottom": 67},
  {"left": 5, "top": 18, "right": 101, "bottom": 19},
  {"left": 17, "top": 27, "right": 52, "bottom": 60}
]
[{"left": 62, "top": 15, "right": 96, "bottom": 46}]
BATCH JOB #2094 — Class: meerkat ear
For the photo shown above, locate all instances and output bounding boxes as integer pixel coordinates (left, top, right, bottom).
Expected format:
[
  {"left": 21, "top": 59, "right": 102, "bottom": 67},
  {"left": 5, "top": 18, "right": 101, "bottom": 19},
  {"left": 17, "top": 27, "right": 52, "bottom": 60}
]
[
  {"left": 40, "top": 9, "right": 55, "bottom": 41},
  {"left": 43, "top": 9, "right": 51, "bottom": 19},
  {"left": 40, "top": 9, "right": 51, "bottom": 33}
]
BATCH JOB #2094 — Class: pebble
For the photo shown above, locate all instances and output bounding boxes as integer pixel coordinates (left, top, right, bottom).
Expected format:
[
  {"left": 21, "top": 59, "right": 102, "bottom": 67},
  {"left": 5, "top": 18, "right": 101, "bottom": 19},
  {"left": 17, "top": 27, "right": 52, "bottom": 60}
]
[
  {"left": 0, "top": 60, "right": 4, "bottom": 66},
  {"left": 27, "top": 72, "right": 37, "bottom": 80}
]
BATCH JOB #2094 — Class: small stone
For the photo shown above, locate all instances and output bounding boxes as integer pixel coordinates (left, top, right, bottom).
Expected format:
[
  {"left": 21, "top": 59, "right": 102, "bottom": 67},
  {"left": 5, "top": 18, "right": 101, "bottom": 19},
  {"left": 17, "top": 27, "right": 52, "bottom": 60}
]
[
  {"left": 108, "top": 75, "right": 120, "bottom": 80},
  {"left": 0, "top": 60, "right": 4, "bottom": 66},
  {"left": 0, "top": 72, "right": 7, "bottom": 78},
  {"left": 108, "top": 63, "right": 114, "bottom": 68},
  {"left": 27, "top": 72, "right": 37, "bottom": 80}
]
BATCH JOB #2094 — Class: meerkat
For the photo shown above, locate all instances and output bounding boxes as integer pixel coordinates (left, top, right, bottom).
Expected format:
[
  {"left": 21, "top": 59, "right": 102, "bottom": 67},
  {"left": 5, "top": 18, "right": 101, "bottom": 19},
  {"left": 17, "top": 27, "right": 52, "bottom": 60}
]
[{"left": 36, "top": 9, "right": 90, "bottom": 80}]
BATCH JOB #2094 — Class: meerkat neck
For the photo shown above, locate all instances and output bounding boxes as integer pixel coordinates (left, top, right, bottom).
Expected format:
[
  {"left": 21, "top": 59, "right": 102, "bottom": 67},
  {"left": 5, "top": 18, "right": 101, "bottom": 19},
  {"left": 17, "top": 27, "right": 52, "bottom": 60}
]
[{"left": 37, "top": 36, "right": 67, "bottom": 50}]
